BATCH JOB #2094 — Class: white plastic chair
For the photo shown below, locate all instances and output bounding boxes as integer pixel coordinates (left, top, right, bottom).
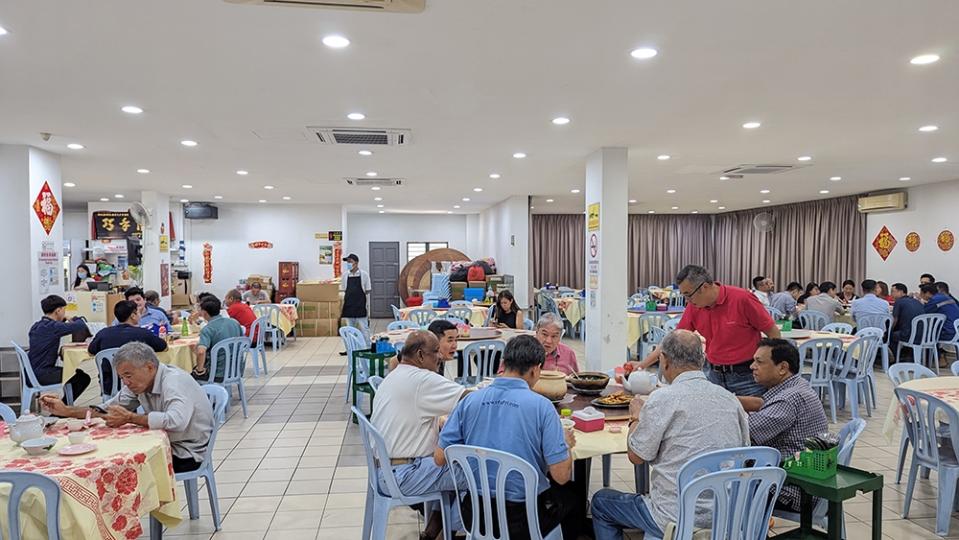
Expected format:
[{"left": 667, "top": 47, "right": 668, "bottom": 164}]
[
  {"left": 0, "top": 471, "right": 62, "bottom": 540},
  {"left": 94, "top": 347, "right": 121, "bottom": 401},
  {"left": 444, "top": 444, "right": 562, "bottom": 540},
  {"left": 340, "top": 326, "right": 369, "bottom": 402},
  {"left": 199, "top": 336, "right": 250, "bottom": 418},
  {"left": 408, "top": 308, "right": 438, "bottom": 326},
  {"left": 798, "top": 311, "right": 828, "bottom": 331},
  {"left": 888, "top": 363, "right": 938, "bottom": 484},
  {"left": 387, "top": 320, "right": 418, "bottom": 331},
  {"left": 248, "top": 316, "right": 269, "bottom": 377},
  {"left": 178, "top": 385, "right": 228, "bottom": 531},
  {"left": 856, "top": 313, "right": 893, "bottom": 371},
  {"left": 821, "top": 322, "right": 853, "bottom": 334},
  {"left": 523, "top": 318, "right": 535, "bottom": 331},
  {"left": 459, "top": 340, "right": 505, "bottom": 385},
  {"left": 854, "top": 327, "right": 884, "bottom": 406},
  {"left": 0, "top": 402, "right": 15, "bottom": 424},
  {"left": 832, "top": 335, "right": 880, "bottom": 419},
  {"left": 940, "top": 319, "right": 959, "bottom": 360},
  {"left": 766, "top": 306, "right": 785, "bottom": 320},
  {"left": 367, "top": 375, "right": 384, "bottom": 391},
  {"left": 280, "top": 297, "right": 300, "bottom": 306},
  {"left": 355, "top": 406, "right": 454, "bottom": 540},
  {"left": 11, "top": 341, "right": 73, "bottom": 413},
  {"left": 897, "top": 313, "right": 947, "bottom": 374},
  {"left": 391, "top": 304, "right": 403, "bottom": 321},
  {"left": 952, "top": 361, "right": 959, "bottom": 377},
  {"left": 450, "top": 300, "right": 473, "bottom": 308},
  {"left": 672, "top": 467, "right": 785, "bottom": 540},
  {"left": 252, "top": 304, "right": 285, "bottom": 351},
  {"left": 798, "top": 338, "right": 844, "bottom": 423},
  {"left": 638, "top": 313, "right": 668, "bottom": 358},
  {"left": 85, "top": 321, "right": 107, "bottom": 336},
  {"left": 448, "top": 307, "right": 474, "bottom": 324}
]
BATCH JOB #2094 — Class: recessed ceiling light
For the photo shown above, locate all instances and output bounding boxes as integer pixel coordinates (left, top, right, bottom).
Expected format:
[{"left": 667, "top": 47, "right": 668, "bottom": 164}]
[
  {"left": 918, "top": 125, "right": 939, "bottom": 132},
  {"left": 374, "top": 197, "right": 383, "bottom": 201},
  {"left": 473, "top": 187, "right": 483, "bottom": 192},
  {"left": 762, "top": 199, "right": 771, "bottom": 204},
  {"left": 64, "top": 182, "right": 76, "bottom": 187},
  {"left": 282, "top": 196, "right": 291, "bottom": 200},
  {"left": 552, "top": 116, "right": 571, "bottom": 125},
  {"left": 263, "top": 185, "right": 274, "bottom": 190},
  {"left": 347, "top": 112, "right": 366, "bottom": 121},
  {"left": 447, "top": 211, "right": 454, "bottom": 214},
  {"left": 366, "top": 171, "right": 378, "bottom": 177},
  {"left": 666, "top": 189, "right": 676, "bottom": 194},
  {"left": 100, "top": 197, "right": 110, "bottom": 202},
  {"left": 0, "top": 26, "right": 8, "bottom": 36},
  {"left": 358, "top": 150, "right": 373, "bottom": 156},
  {"left": 489, "top": 173, "right": 501, "bottom": 179},
  {"left": 819, "top": 189, "right": 830, "bottom": 194},
  {"left": 67, "top": 143, "right": 84, "bottom": 150},
  {"left": 180, "top": 140, "right": 198, "bottom": 147},
  {"left": 571, "top": 189, "right": 581, "bottom": 194},
  {"left": 647, "top": 210, "right": 656, "bottom": 214},
  {"left": 718, "top": 206, "right": 726, "bottom": 210},
  {"left": 376, "top": 204, "right": 384, "bottom": 208},
  {"left": 181, "top": 184, "right": 193, "bottom": 189},
  {"left": 899, "top": 176, "right": 911, "bottom": 181},
  {"left": 910, "top": 54, "right": 940, "bottom": 65},
  {"left": 742, "top": 121, "right": 761, "bottom": 129},
  {"left": 462, "top": 197, "right": 471, "bottom": 202},
  {"left": 214, "top": 195, "right": 223, "bottom": 200},
  {"left": 236, "top": 170, "right": 249, "bottom": 176},
  {"left": 378, "top": 210, "right": 385, "bottom": 214},
  {"left": 258, "top": 199, "right": 266, "bottom": 203},
  {"left": 179, "top": 199, "right": 189, "bottom": 203},
  {"left": 371, "top": 186, "right": 381, "bottom": 191},
  {"left": 719, "top": 176, "right": 730, "bottom": 180},
  {"left": 797, "top": 156, "right": 812, "bottom": 161},
  {"left": 671, "top": 206, "right": 679, "bottom": 210},
  {"left": 136, "top": 168, "right": 150, "bottom": 174},
  {"left": 691, "top": 211, "right": 699, "bottom": 214},
  {"left": 322, "top": 35, "right": 350, "bottom": 49},
  {"left": 454, "top": 205, "right": 461, "bottom": 209},
  {"left": 657, "top": 154, "right": 671, "bottom": 160},
  {"left": 114, "top": 194, "right": 124, "bottom": 199},
  {"left": 932, "top": 157, "right": 948, "bottom": 163},
  {"left": 709, "top": 199, "right": 719, "bottom": 203},
  {"left": 759, "top": 189, "right": 770, "bottom": 194},
  {"left": 546, "top": 199, "right": 555, "bottom": 203},
  {"left": 630, "top": 47, "right": 658, "bottom": 60},
  {"left": 513, "top": 152, "right": 527, "bottom": 159},
  {"left": 829, "top": 176, "right": 842, "bottom": 181},
  {"left": 121, "top": 105, "right": 143, "bottom": 114},
  {"left": 628, "top": 199, "right": 637, "bottom": 204}
]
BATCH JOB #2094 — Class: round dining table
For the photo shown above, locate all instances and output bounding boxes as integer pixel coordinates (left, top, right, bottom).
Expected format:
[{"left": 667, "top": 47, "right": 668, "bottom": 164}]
[
  {"left": 397, "top": 306, "right": 489, "bottom": 327},
  {"left": 0, "top": 421, "right": 181, "bottom": 539},
  {"left": 882, "top": 375, "right": 959, "bottom": 442},
  {"left": 60, "top": 337, "right": 199, "bottom": 385}
]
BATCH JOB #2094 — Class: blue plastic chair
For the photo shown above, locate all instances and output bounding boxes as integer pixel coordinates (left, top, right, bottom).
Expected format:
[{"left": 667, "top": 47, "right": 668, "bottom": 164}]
[
  {"left": 391, "top": 304, "right": 403, "bottom": 321},
  {"left": 248, "top": 316, "right": 269, "bottom": 377},
  {"left": 897, "top": 313, "right": 947, "bottom": 374},
  {"left": 340, "top": 326, "right": 369, "bottom": 402},
  {"left": 676, "top": 446, "right": 782, "bottom": 488},
  {"left": 94, "top": 347, "right": 121, "bottom": 401},
  {"left": 821, "top": 322, "right": 853, "bottom": 335},
  {"left": 387, "top": 320, "right": 418, "bottom": 331},
  {"left": 667, "top": 289, "right": 686, "bottom": 309},
  {"left": 766, "top": 306, "right": 786, "bottom": 321},
  {"left": 485, "top": 304, "right": 496, "bottom": 326},
  {"left": 663, "top": 318, "right": 680, "bottom": 332},
  {"left": 199, "top": 337, "right": 250, "bottom": 418},
  {"left": 354, "top": 406, "right": 453, "bottom": 540},
  {"left": 367, "top": 375, "right": 384, "bottom": 391},
  {"left": 444, "top": 314, "right": 471, "bottom": 326},
  {"left": 798, "top": 311, "right": 828, "bottom": 331},
  {"left": 952, "top": 361, "right": 959, "bottom": 377},
  {"left": 444, "top": 444, "right": 562, "bottom": 540},
  {"left": 408, "top": 308, "right": 437, "bottom": 326},
  {"left": 856, "top": 313, "right": 893, "bottom": 371},
  {"left": 280, "top": 297, "right": 300, "bottom": 307},
  {"left": 638, "top": 313, "right": 668, "bottom": 358},
  {"left": 458, "top": 340, "right": 505, "bottom": 385},
  {"left": 888, "top": 364, "right": 938, "bottom": 484},
  {"left": 941, "top": 320, "right": 959, "bottom": 360},
  {"left": 798, "top": 338, "right": 844, "bottom": 423},
  {"left": 177, "top": 385, "right": 228, "bottom": 531},
  {"left": 252, "top": 304, "right": 285, "bottom": 352},
  {"left": 11, "top": 341, "right": 73, "bottom": 413},
  {"left": 832, "top": 335, "right": 880, "bottom": 419},
  {"left": 0, "top": 402, "right": 15, "bottom": 424},
  {"left": 448, "top": 307, "right": 474, "bottom": 324},
  {"left": 0, "top": 471, "right": 62, "bottom": 540},
  {"left": 895, "top": 387, "right": 959, "bottom": 536},
  {"left": 523, "top": 318, "right": 535, "bottom": 331},
  {"left": 671, "top": 466, "right": 785, "bottom": 540},
  {"left": 854, "top": 327, "right": 884, "bottom": 405}
]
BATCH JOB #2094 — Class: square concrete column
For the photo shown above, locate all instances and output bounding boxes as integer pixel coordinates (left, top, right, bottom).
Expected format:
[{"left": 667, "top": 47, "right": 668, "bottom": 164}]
[
  {"left": 140, "top": 191, "right": 172, "bottom": 309},
  {"left": 584, "top": 148, "right": 629, "bottom": 371}
]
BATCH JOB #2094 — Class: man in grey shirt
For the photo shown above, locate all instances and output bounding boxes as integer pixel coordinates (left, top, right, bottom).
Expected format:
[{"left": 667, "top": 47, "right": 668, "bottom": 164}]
[
  {"left": 41, "top": 341, "right": 215, "bottom": 473},
  {"left": 591, "top": 330, "right": 750, "bottom": 539},
  {"left": 803, "top": 281, "right": 845, "bottom": 324}
]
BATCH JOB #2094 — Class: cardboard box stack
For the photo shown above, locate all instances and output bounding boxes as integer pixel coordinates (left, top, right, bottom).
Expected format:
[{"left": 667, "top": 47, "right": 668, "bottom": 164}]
[{"left": 295, "top": 280, "right": 342, "bottom": 337}]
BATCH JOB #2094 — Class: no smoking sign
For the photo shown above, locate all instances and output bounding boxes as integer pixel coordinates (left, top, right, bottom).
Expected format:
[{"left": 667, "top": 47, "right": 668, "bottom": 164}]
[{"left": 589, "top": 233, "right": 598, "bottom": 258}]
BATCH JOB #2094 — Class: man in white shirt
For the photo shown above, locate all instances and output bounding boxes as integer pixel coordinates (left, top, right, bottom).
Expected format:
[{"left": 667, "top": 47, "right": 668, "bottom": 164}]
[
  {"left": 752, "top": 276, "right": 773, "bottom": 307},
  {"left": 851, "top": 279, "right": 891, "bottom": 324},
  {"left": 371, "top": 330, "right": 467, "bottom": 538},
  {"left": 241, "top": 282, "right": 270, "bottom": 305}
]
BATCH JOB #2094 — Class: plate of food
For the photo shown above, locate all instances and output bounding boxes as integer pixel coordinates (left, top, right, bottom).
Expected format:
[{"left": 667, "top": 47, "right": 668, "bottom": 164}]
[
  {"left": 591, "top": 391, "right": 633, "bottom": 409},
  {"left": 457, "top": 328, "right": 502, "bottom": 341},
  {"left": 567, "top": 372, "right": 610, "bottom": 395}
]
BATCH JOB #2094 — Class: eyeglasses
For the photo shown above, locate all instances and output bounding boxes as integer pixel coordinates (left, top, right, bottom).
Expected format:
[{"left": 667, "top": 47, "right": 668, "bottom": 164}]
[{"left": 682, "top": 281, "right": 705, "bottom": 299}]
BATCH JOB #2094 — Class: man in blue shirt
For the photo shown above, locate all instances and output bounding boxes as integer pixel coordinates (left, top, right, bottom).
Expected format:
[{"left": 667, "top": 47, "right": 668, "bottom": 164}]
[
  {"left": 851, "top": 279, "right": 892, "bottom": 324},
  {"left": 27, "top": 295, "right": 92, "bottom": 401},
  {"left": 436, "top": 335, "right": 578, "bottom": 540},
  {"left": 114, "top": 287, "right": 170, "bottom": 331},
  {"left": 891, "top": 283, "right": 925, "bottom": 355},
  {"left": 89, "top": 300, "right": 168, "bottom": 395},
  {"left": 923, "top": 283, "right": 959, "bottom": 342},
  {"left": 769, "top": 282, "right": 803, "bottom": 318}
]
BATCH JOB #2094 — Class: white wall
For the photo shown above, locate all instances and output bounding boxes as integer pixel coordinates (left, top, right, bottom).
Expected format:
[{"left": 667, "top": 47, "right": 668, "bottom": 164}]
[
  {"left": 866, "top": 179, "right": 959, "bottom": 288},
  {"left": 474, "top": 196, "right": 530, "bottom": 307},
  {"left": 0, "top": 146, "right": 34, "bottom": 344},
  {"left": 345, "top": 212, "right": 470, "bottom": 265},
  {"left": 185, "top": 203, "right": 342, "bottom": 298}
]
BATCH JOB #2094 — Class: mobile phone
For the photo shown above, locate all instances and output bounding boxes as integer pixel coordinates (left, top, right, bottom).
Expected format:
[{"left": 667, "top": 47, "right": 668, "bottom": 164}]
[{"left": 89, "top": 405, "right": 108, "bottom": 414}]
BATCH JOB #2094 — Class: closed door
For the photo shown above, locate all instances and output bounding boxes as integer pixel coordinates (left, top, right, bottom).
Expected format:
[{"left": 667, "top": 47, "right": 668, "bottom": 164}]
[{"left": 369, "top": 242, "right": 400, "bottom": 318}]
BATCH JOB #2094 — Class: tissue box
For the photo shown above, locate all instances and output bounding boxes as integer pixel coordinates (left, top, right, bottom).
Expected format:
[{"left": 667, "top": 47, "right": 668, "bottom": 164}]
[{"left": 571, "top": 407, "right": 605, "bottom": 433}]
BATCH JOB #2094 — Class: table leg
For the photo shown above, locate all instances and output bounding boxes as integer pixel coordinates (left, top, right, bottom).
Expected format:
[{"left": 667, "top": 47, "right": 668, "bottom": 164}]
[
  {"left": 633, "top": 462, "right": 649, "bottom": 495},
  {"left": 799, "top": 491, "right": 813, "bottom": 535},
  {"left": 827, "top": 501, "right": 843, "bottom": 539},
  {"left": 149, "top": 516, "right": 163, "bottom": 540},
  {"left": 872, "top": 488, "right": 883, "bottom": 540}
]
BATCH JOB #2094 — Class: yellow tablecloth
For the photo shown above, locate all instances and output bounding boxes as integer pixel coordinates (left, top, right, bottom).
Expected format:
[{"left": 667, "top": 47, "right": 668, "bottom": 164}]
[
  {"left": 626, "top": 311, "right": 684, "bottom": 347},
  {"left": 0, "top": 422, "right": 181, "bottom": 539},
  {"left": 276, "top": 305, "right": 297, "bottom": 335},
  {"left": 882, "top": 375, "right": 959, "bottom": 442},
  {"left": 61, "top": 338, "right": 198, "bottom": 385},
  {"left": 380, "top": 328, "right": 533, "bottom": 352},
  {"left": 556, "top": 297, "right": 584, "bottom": 326},
  {"left": 571, "top": 421, "right": 629, "bottom": 460},
  {"left": 398, "top": 306, "right": 488, "bottom": 327}
]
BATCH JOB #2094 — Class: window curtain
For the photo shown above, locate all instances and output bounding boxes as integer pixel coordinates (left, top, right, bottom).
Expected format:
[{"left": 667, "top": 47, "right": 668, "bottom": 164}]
[
  {"left": 530, "top": 214, "right": 585, "bottom": 289},
  {"left": 627, "top": 214, "right": 713, "bottom": 293}
]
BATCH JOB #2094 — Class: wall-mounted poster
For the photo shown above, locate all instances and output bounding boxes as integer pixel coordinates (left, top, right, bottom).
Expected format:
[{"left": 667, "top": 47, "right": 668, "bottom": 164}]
[
  {"left": 319, "top": 245, "right": 333, "bottom": 264},
  {"left": 939, "top": 230, "right": 955, "bottom": 252},
  {"left": 872, "top": 226, "right": 897, "bottom": 261},
  {"left": 160, "top": 262, "right": 170, "bottom": 296},
  {"left": 33, "top": 180, "right": 60, "bottom": 235},
  {"left": 905, "top": 232, "right": 920, "bottom": 252}
]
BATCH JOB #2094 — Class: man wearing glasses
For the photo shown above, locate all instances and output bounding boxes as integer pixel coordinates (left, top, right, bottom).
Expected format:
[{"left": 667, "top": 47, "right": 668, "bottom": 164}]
[{"left": 636, "top": 265, "right": 780, "bottom": 396}]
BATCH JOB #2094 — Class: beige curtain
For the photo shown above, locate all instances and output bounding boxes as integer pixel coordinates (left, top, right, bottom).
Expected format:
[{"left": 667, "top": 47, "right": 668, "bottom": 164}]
[
  {"left": 627, "top": 214, "right": 713, "bottom": 292},
  {"left": 530, "top": 214, "right": 585, "bottom": 289}
]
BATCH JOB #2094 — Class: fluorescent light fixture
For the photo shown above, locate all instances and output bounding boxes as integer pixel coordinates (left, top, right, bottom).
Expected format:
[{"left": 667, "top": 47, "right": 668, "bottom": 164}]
[
  {"left": 358, "top": 150, "right": 373, "bottom": 156},
  {"left": 797, "top": 156, "right": 812, "bottom": 161},
  {"left": 489, "top": 173, "right": 501, "bottom": 179},
  {"left": 657, "top": 154, "right": 671, "bottom": 160},
  {"left": 919, "top": 125, "right": 939, "bottom": 132}
]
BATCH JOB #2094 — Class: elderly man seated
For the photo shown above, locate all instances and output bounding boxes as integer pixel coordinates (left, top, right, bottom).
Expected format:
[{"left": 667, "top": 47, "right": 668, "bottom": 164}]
[
  {"left": 738, "top": 338, "right": 828, "bottom": 511},
  {"left": 372, "top": 330, "right": 468, "bottom": 539},
  {"left": 591, "top": 330, "right": 750, "bottom": 540},
  {"left": 241, "top": 282, "right": 270, "bottom": 305},
  {"left": 41, "top": 342, "right": 215, "bottom": 473},
  {"left": 535, "top": 313, "right": 580, "bottom": 375}
]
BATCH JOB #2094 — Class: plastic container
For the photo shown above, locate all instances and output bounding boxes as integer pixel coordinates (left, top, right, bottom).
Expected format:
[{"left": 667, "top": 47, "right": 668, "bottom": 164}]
[
  {"left": 464, "top": 288, "right": 485, "bottom": 302},
  {"left": 571, "top": 407, "right": 605, "bottom": 433},
  {"left": 783, "top": 446, "right": 839, "bottom": 479}
]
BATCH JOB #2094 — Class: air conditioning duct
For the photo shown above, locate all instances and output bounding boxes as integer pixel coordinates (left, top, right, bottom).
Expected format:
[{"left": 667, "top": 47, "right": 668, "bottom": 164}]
[
  {"left": 223, "top": 0, "right": 424, "bottom": 12},
  {"left": 857, "top": 192, "right": 907, "bottom": 213}
]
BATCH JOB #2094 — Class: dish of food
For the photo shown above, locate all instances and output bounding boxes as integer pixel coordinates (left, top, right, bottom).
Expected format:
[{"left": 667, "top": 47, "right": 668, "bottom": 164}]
[
  {"left": 457, "top": 328, "right": 502, "bottom": 341},
  {"left": 591, "top": 391, "right": 633, "bottom": 408},
  {"left": 567, "top": 371, "right": 610, "bottom": 392}
]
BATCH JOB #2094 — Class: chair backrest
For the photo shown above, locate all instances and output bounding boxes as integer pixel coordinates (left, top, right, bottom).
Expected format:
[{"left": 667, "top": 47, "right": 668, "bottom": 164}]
[
  {"left": 639, "top": 313, "right": 668, "bottom": 337},
  {"left": 663, "top": 318, "right": 680, "bottom": 332},
  {"left": 797, "top": 338, "right": 844, "bottom": 384},
  {"left": 822, "top": 322, "right": 853, "bottom": 335},
  {"left": 948, "top": 319, "right": 959, "bottom": 344},
  {"left": 391, "top": 304, "right": 403, "bottom": 320},
  {"left": 339, "top": 325, "right": 368, "bottom": 353},
  {"left": 0, "top": 402, "right": 15, "bottom": 424},
  {"left": 856, "top": 313, "right": 892, "bottom": 345},
  {"left": 280, "top": 297, "right": 300, "bottom": 306},
  {"left": 463, "top": 340, "right": 506, "bottom": 379},
  {"left": 444, "top": 444, "right": 550, "bottom": 540},
  {"left": 540, "top": 295, "right": 561, "bottom": 317},
  {"left": 448, "top": 307, "right": 474, "bottom": 322},
  {"left": 207, "top": 337, "right": 250, "bottom": 383},
  {"left": 85, "top": 321, "right": 107, "bottom": 336},
  {"left": 676, "top": 446, "right": 782, "bottom": 488},
  {"left": 888, "top": 363, "right": 937, "bottom": 386},
  {"left": 894, "top": 387, "right": 959, "bottom": 468},
  {"left": 387, "top": 320, "right": 418, "bottom": 331},
  {"left": 668, "top": 289, "right": 686, "bottom": 308},
  {"left": 952, "top": 361, "right": 959, "bottom": 377},
  {"left": 450, "top": 300, "right": 473, "bottom": 308},
  {"left": 648, "top": 326, "right": 667, "bottom": 348},
  {"left": 367, "top": 375, "right": 384, "bottom": 390},
  {"left": 909, "top": 313, "right": 947, "bottom": 346},
  {"left": 94, "top": 347, "right": 121, "bottom": 399},
  {"left": 352, "top": 405, "right": 410, "bottom": 499},
  {"left": 798, "top": 311, "right": 828, "bottom": 331},
  {"left": 249, "top": 316, "right": 268, "bottom": 349},
  {"left": 252, "top": 303, "right": 281, "bottom": 327},
  {"left": 523, "top": 318, "right": 534, "bottom": 331},
  {"left": 854, "top": 327, "right": 883, "bottom": 339},
  {"left": 0, "top": 471, "right": 62, "bottom": 540},
  {"left": 10, "top": 341, "right": 41, "bottom": 388},
  {"left": 408, "top": 308, "right": 437, "bottom": 326},
  {"left": 201, "top": 384, "right": 229, "bottom": 466},
  {"left": 673, "top": 467, "right": 785, "bottom": 540},
  {"left": 836, "top": 335, "right": 880, "bottom": 379},
  {"left": 766, "top": 306, "right": 785, "bottom": 321},
  {"left": 837, "top": 418, "right": 866, "bottom": 465}
]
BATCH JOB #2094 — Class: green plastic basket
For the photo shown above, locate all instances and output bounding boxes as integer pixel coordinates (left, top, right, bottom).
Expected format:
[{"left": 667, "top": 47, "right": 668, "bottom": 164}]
[{"left": 783, "top": 445, "right": 838, "bottom": 480}]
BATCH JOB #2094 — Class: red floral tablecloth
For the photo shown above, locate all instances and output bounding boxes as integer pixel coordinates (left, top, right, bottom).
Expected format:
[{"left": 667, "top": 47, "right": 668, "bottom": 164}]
[
  {"left": 882, "top": 375, "right": 959, "bottom": 442},
  {"left": 0, "top": 422, "right": 181, "bottom": 539}
]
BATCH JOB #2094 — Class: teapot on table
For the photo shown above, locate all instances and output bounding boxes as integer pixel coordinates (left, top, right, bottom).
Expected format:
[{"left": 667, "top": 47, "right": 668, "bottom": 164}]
[
  {"left": 623, "top": 370, "right": 658, "bottom": 395},
  {"left": 9, "top": 414, "right": 45, "bottom": 445}
]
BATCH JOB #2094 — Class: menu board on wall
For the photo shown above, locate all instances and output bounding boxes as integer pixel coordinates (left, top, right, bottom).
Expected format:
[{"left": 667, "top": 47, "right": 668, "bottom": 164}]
[{"left": 92, "top": 211, "right": 142, "bottom": 239}]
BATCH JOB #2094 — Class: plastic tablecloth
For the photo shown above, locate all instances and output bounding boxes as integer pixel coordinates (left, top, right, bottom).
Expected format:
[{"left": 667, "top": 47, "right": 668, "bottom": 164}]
[{"left": 60, "top": 338, "right": 199, "bottom": 385}]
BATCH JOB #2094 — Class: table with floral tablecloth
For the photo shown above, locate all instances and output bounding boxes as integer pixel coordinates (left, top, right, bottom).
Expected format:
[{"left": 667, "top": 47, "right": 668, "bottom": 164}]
[
  {"left": 398, "top": 306, "right": 489, "bottom": 327},
  {"left": 60, "top": 337, "right": 198, "bottom": 385},
  {"left": 882, "top": 375, "right": 959, "bottom": 442},
  {"left": 555, "top": 297, "right": 585, "bottom": 327},
  {"left": 276, "top": 304, "right": 298, "bottom": 335},
  {"left": 0, "top": 422, "right": 181, "bottom": 539}
]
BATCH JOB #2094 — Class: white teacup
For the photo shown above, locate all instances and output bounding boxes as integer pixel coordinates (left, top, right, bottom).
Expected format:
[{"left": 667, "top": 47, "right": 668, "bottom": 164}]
[
  {"left": 66, "top": 419, "right": 85, "bottom": 432},
  {"left": 68, "top": 431, "right": 88, "bottom": 445},
  {"left": 560, "top": 418, "right": 575, "bottom": 432}
]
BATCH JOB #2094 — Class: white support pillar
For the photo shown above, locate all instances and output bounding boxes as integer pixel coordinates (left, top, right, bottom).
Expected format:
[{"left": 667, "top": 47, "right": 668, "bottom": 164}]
[
  {"left": 140, "top": 191, "right": 172, "bottom": 309},
  {"left": 584, "top": 148, "right": 629, "bottom": 371}
]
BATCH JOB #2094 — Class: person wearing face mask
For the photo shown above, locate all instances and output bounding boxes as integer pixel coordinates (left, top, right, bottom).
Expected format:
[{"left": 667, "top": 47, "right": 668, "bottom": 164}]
[
  {"left": 73, "top": 264, "right": 92, "bottom": 290},
  {"left": 340, "top": 253, "right": 372, "bottom": 344}
]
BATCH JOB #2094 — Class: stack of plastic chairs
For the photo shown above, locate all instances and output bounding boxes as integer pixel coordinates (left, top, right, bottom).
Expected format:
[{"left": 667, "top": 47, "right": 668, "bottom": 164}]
[{"left": 430, "top": 272, "right": 451, "bottom": 303}]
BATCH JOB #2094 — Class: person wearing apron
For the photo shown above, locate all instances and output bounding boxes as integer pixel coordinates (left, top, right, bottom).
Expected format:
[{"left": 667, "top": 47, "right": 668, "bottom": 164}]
[{"left": 340, "top": 253, "right": 372, "bottom": 346}]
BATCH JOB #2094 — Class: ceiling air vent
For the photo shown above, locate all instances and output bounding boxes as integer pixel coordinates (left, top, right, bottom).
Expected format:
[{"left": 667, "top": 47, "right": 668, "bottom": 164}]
[
  {"left": 224, "top": 0, "right": 425, "bottom": 13},
  {"left": 721, "top": 164, "right": 800, "bottom": 175},
  {"left": 345, "top": 177, "right": 404, "bottom": 187},
  {"left": 308, "top": 127, "right": 411, "bottom": 146}
]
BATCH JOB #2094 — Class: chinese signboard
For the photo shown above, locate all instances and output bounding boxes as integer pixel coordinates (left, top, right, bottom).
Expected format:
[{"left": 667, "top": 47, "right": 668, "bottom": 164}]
[
  {"left": 93, "top": 211, "right": 142, "bottom": 239},
  {"left": 587, "top": 203, "right": 600, "bottom": 231}
]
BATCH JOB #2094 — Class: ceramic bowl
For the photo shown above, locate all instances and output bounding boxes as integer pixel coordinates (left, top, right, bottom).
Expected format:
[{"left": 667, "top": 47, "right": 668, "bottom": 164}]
[
  {"left": 68, "top": 431, "right": 88, "bottom": 445},
  {"left": 21, "top": 437, "right": 57, "bottom": 456}
]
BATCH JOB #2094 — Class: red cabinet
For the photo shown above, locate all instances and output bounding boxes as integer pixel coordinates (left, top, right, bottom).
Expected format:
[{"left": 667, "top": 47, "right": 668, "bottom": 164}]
[{"left": 276, "top": 261, "right": 299, "bottom": 302}]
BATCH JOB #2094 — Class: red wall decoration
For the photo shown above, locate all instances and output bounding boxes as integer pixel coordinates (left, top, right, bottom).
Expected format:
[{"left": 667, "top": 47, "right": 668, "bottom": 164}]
[
  {"left": 248, "top": 241, "right": 273, "bottom": 249},
  {"left": 32, "top": 180, "right": 61, "bottom": 235},
  {"left": 905, "top": 232, "right": 921, "bottom": 252},
  {"left": 939, "top": 230, "right": 955, "bottom": 252},
  {"left": 202, "top": 243, "right": 213, "bottom": 283},
  {"left": 872, "top": 226, "right": 897, "bottom": 261}
]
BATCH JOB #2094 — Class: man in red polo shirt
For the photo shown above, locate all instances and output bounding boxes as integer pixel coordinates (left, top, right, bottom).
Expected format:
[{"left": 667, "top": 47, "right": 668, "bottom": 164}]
[
  {"left": 637, "top": 265, "right": 780, "bottom": 396},
  {"left": 224, "top": 289, "right": 257, "bottom": 343}
]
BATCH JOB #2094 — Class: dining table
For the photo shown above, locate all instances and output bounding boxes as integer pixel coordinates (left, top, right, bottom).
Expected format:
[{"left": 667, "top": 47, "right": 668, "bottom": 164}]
[
  {"left": 0, "top": 420, "right": 181, "bottom": 539},
  {"left": 397, "top": 305, "right": 489, "bottom": 327},
  {"left": 881, "top": 375, "right": 959, "bottom": 442},
  {"left": 555, "top": 297, "right": 585, "bottom": 327},
  {"left": 60, "top": 336, "right": 199, "bottom": 385}
]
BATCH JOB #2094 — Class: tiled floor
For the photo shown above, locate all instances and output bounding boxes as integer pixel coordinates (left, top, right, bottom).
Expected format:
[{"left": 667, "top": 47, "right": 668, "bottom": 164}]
[{"left": 67, "top": 320, "right": 957, "bottom": 539}]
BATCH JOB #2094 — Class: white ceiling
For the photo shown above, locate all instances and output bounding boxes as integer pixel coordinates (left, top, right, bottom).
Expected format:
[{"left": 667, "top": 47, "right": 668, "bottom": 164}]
[{"left": 1, "top": 0, "right": 957, "bottom": 215}]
